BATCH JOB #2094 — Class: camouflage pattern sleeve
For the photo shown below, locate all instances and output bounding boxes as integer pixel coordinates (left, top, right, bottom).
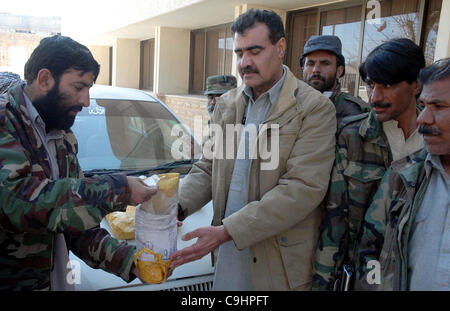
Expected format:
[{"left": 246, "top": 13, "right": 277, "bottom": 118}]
[
  {"left": 355, "top": 169, "right": 391, "bottom": 290},
  {"left": 0, "top": 120, "right": 131, "bottom": 235},
  {"left": 68, "top": 227, "right": 137, "bottom": 283},
  {"left": 312, "top": 142, "right": 349, "bottom": 290}
]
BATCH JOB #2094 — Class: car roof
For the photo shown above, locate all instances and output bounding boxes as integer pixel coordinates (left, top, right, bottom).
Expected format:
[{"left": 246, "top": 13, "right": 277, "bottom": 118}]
[{"left": 90, "top": 84, "right": 158, "bottom": 102}]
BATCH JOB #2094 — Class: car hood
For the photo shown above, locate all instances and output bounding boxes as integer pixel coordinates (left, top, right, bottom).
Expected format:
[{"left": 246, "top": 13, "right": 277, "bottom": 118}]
[{"left": 69, "top": 176, "right": 214, "bottom": 290}]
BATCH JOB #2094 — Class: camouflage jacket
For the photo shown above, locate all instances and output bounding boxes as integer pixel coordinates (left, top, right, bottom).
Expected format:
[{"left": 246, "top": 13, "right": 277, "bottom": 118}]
[
  {"left": 312, "top": 110, "right": 392, "bottom": 290},
  {"left": 355, "top": 149, "right": 429, "bottom": 291},
  {"left": 330, "top": 84, "right": 369, "bottom": 129},
  {"left": 0, "top": 85, "right": 136, "bottom": 290}
]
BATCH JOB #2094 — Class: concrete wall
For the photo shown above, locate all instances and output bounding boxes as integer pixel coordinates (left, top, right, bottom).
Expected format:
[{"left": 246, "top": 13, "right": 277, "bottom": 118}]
[
  {"left": 158, "top": 94, "right": 209, "bottom": 140},
  {"left": 0, "top": 32, "right": 43, "bottom": 77},
  {"left": 112, "top": 38, "right": 140, "bottom": 88},
  {"left": 435, "top": 0, "right": 450, "bottom": 60},
  {"left": 154, "top": 27, "right": 190, "bottom": 95},
  {"left": 89, "top": 45, "right": 111, "bottom": 85}
]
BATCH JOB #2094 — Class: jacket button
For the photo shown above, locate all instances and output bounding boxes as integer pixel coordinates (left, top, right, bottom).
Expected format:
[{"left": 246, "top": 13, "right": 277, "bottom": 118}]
[{"left": 253, "top": 257, "right": 257, "bottom": 263}]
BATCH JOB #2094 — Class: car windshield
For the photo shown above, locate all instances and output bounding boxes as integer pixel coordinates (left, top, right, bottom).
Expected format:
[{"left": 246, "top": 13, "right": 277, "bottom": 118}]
[{"left": 71, "top": 98, "right": 200, "bottom": 173}]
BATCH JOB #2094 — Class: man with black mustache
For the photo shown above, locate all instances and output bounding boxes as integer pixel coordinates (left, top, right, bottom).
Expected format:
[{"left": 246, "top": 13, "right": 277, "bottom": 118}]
[
  {"left": 171, "top": 9, "right": 336, "bottom": 291},
  {"left": 313, "top": 38, "right": 425, "bottom": 291},
  {"left": 0, "top": 35, "right": 156, "bottom": 290},
  {"left": 356, "top": 58, "right": 450, "bottom": 290},
  {"left": 300, "top": 35, "right": 368, "bottom": 127}
]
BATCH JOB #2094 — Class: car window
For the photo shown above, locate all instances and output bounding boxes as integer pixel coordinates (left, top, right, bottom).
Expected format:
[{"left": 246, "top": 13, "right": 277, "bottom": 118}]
[{"left": 72, "top": 99, "right": 200, "bottom": 171}]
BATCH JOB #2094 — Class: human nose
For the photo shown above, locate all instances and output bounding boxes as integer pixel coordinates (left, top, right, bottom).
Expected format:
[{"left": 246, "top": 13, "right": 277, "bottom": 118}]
[
  {"left": 369, "top": 84, "right": 384, "bottom": 104},
  {"left": 240, "top": 51, "right": 253, "bottom": 68},
  {"left": 79, "top": 88, "right": 90, "bottom": 107},
  {"left": 312, "top": 63, "right": 321, "bottom": 74},
  {"left": 417, "top": 105, "right": 433, "bottom": 126}
]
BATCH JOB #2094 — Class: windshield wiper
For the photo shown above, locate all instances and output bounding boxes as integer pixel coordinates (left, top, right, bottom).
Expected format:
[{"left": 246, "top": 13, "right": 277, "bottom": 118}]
[
  {"left": 83, "top": 168, "right": 127, "bottom": 177},
  {"left": 83, "top": 159, "right": 196, "bottom": 177},
  {"left": 125, "top": 159, "right": 196, "bottom": 176}
]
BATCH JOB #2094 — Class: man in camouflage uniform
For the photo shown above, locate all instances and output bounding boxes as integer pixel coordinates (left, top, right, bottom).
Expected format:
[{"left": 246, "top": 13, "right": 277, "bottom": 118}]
[
  {"left": 204, "top": 75, "right": 237, "bottom": 119},
  {"left": 0, "top": 72, "right": 22, "bottom": 94},
  {"left": 356, "top": 58, "right": 450, "bottom": 291},
  {"left": 312, "top": 38, "right": 426, "bottom": 290},
  {"left": 300, "top": 35, "right": 368, "bottom": 128},
  {"left": 0, "top": 35, "right": 156, "bottom": 290}
]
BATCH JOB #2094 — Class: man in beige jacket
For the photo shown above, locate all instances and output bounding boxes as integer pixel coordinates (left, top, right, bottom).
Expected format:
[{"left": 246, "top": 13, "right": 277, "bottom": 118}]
[{"left": 170, "top": 9, "right": 336, "bottom": 290}]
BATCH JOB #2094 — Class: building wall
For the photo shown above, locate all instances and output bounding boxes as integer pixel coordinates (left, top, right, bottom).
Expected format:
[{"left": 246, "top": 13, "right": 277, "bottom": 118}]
[
  {"left": 112, "top": 38, "right": 140, "bottom": 88},
  {"left": 154, "top": 27, "right": 191, "bottom": 95},
  {"left": 0, "top": 32, "right": 45, "bottom": 77},
  {"left": 435, "top": 0, "right": 450, "bottom": 60},
  {"left": 158, "top": 94, "right": 209, "bottom": 140},
  {"left": 89, "top": 45, "right": 111, "bottom": 85}
]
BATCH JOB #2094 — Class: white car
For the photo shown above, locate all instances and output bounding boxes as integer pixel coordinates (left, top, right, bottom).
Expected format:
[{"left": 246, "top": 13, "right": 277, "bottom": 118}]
[{"left": 69, "top": 85, "right": 214, "bottom": 291}]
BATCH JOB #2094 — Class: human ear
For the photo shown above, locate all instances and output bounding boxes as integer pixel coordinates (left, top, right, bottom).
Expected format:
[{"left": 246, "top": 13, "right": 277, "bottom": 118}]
[
  {"left": 276, "top": 37, "right": 286, "bottom": 58},
  {"left": 35, "top": 69, "right": 55, "bottom": 93},
  {"left": 337, "top": 66, "right": 344, "bottom": 79},
  {"left": 411, "top": 80, "right": 421, "bottom": 97}
]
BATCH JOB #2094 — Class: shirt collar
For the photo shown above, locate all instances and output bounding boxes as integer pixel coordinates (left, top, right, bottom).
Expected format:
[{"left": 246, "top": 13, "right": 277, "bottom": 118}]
[
  {"left": 23, "top": 91, "right": 64, "bottom": 139},
  {"left": 424, "top": 153, "right": 447, "bottom": 179},
  {"left": 243, "top": 67, "right": 287, "bottom": 105}
]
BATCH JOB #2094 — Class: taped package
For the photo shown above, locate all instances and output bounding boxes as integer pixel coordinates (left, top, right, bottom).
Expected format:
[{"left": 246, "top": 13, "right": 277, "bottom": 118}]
[
  {"left": 105, "top": 205, "right": 136, "bottom": 240},
  {"left": 134, "top": 173, "right": 180, "bottom": 284}
]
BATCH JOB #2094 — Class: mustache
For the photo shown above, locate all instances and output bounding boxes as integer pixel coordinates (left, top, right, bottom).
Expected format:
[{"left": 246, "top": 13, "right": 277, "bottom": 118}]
[
  {"left": 241, "top": 66, "right": 259, "bottom": 75},
  {"left": 68, "top": 105, "right": 83, "bottom": 113},
  {"left": 419, "top": 125, "right": 442, "bottom": 136},
  {"left": 308, "top": 74, "right": 325, "bottom": 82},
  {"left": 370, "top": 102, "right": 392, "bottom": 109}
]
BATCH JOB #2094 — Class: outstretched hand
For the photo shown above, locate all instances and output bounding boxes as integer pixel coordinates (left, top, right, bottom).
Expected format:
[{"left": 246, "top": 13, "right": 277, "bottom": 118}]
[{"left": 169, "top": 225, "right": 231, "bottom": 270}]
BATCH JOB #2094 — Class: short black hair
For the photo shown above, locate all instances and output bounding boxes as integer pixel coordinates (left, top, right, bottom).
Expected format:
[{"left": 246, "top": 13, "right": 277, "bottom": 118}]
[
  {"left": 231, "top": 9, "right": 285, "bottom": 45},
  {"left": 419, "top": 58, "right": 450, "bottom": 86},
  {"left": 359, "top": 38, "right": 425, "bottom": 85},
  {"left": 24, "top": 35, "right": 100, "bottom": 84}
]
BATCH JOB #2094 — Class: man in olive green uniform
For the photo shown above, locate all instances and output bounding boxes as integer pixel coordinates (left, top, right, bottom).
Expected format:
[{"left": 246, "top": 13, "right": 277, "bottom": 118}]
[
  {"left": 300, "top": 35, "right": 368, "bottom": 128},
  {"left": 204, "top": 75, "right": 237, "bottom": 120},
  {"left": 356, "top": 58, "right": 450, "bottom": 291},
  {"left": 312, "top": 38, "right": 426, "bottom": 291}
]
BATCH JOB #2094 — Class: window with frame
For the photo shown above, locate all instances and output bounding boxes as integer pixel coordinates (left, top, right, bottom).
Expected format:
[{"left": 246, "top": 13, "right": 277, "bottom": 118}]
[
  {"left": 321, "top": 4, "right": 363, "bottom": 95},
  {"left": 285, "top": 0, "right": 443, "bottom": 100},
  {"left": 140, "top": 39, "right": 155, "bottom": 91},
  {"left": 189, "top": 23, "right": 233, "bottom": 94}
]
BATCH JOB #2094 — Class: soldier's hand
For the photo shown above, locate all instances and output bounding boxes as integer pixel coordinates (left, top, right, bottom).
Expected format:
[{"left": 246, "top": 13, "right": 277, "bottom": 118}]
[{"left": 127, "top": 176, "right": 157, "bottom": 205}]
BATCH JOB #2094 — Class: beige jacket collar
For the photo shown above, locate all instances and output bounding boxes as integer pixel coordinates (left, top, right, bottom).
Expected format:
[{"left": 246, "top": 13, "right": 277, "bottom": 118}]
[{"left": 228, "top": 65, "right": 299, "bottom": 127}]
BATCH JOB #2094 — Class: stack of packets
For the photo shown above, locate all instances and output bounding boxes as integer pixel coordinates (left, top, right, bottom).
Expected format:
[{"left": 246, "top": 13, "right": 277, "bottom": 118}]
[
  {"left": 105, "top": 205, "right": 136, "bottom": 240},
  {"left": 134, "top": 173, "right": 180, "bottom": 284}
]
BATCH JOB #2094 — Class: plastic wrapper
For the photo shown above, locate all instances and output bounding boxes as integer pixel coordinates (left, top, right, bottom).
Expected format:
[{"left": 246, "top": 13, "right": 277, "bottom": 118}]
[
  {"left": 134, "top": 173, "right": 180, "bottom": 283},
  {"left": 105, "top": 205, "right": 136, "bottom": 240}
]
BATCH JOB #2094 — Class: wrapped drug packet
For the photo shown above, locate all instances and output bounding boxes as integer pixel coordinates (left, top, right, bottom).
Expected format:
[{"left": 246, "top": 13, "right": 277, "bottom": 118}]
[
  {"left": 134, "top": 173, "right": 180, "bottom": 283},
  {"left": 105, "top": 205, "right": 136, "bottom": 240}
]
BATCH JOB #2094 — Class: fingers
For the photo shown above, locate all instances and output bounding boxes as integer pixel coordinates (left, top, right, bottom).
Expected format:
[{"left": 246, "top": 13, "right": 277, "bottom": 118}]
[
  {"left": 170, "top": 246, "right": 205, "bottom": 269},
  {"left": 169, "top": 227, "right": 216, "bottom": 269},
  {"left": 182, "top": 229, "right": 200, "bottom": 241},
  {"left": 127, "top": 176, "right": 158, "bottom": 205},
  {"left": 142, "top": 185, "right": 157, "bottom": 201},
  {"left": 166, "top": 266, "right": 174, "bottom": 278}
]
